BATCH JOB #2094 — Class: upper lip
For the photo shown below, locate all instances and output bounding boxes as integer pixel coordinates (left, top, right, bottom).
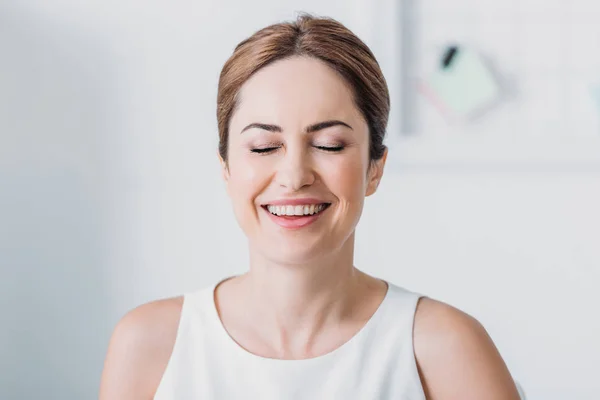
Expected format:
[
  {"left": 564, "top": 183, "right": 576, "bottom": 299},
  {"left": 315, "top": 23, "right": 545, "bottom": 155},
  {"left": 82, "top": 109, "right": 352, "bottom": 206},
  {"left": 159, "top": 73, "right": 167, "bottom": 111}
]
[{"left": 262, "top": 198, "right": 330, "bottom": 206}]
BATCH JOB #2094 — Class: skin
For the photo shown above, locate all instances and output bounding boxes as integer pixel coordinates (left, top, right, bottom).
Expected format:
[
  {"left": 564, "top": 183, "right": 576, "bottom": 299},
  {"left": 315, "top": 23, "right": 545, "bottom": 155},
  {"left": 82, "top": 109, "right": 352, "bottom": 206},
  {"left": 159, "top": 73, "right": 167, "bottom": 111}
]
[{"left": 99, "top": 56, "right": 521, "bottom": 399}]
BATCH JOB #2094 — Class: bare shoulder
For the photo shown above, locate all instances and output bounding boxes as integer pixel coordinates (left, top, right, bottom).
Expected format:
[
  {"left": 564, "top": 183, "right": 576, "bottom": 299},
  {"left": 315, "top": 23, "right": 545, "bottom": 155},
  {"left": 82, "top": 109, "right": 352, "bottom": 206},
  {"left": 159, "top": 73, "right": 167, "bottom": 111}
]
[
  {"left": 413, "top": 297, "right": 520, "bottom": 400},
  {"left": 99, "top": 296, "right": 184, "bottom": 400}
]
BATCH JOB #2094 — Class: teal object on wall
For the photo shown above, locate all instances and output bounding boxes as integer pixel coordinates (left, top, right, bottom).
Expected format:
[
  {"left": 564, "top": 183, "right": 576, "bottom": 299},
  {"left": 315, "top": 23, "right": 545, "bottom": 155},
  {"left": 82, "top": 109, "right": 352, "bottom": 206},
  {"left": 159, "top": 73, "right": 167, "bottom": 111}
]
[{"left": 423, "top": 46, "right": 501, "bottom": 118}]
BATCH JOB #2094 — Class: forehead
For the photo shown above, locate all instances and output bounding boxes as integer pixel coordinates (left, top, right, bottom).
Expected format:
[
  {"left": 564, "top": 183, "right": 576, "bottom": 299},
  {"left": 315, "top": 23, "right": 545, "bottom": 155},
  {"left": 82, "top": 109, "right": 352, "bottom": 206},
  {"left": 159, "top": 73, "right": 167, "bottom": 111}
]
[{"left": 233, "top": 56, "right": 362, "bottom": 127}]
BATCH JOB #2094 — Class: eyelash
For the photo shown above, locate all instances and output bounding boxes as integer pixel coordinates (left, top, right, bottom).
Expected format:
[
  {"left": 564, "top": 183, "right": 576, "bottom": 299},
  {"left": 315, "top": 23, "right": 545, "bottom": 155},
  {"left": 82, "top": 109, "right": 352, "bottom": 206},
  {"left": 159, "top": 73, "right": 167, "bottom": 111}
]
[
  {"left": 317, "top": 145, "right": 345, "bottom": 152},
  {"left": 251, "top": 145, "right": 345, "bottom": 154}
]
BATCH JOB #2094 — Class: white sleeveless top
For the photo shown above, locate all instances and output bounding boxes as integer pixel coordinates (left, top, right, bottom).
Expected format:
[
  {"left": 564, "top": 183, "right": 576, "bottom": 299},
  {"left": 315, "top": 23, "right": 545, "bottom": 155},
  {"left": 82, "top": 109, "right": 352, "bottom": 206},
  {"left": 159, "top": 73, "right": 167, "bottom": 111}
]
[{"left": 154, "top": 279, "right": 426, "bottom": 400}]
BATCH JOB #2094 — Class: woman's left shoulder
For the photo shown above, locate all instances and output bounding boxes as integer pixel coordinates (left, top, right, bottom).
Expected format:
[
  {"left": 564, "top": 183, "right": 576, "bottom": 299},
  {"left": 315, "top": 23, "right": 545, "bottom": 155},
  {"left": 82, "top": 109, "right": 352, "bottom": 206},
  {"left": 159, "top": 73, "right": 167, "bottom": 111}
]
[
  {"left": 413, "top": 297, "right": 485, "bottom": 343},
  {"left": 413, "top": 298, "right": 521, "bottom": 399}
]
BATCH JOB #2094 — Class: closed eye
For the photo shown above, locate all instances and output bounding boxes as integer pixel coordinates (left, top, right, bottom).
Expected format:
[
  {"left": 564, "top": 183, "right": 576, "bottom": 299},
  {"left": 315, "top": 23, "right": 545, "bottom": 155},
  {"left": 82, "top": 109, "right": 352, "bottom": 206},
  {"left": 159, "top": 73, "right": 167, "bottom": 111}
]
[
  {"left": 251, "top": 147, "right": 279, "bottom": 154},
  {"left": 315, "top": 145, "right": 344, "bottom": 152}
]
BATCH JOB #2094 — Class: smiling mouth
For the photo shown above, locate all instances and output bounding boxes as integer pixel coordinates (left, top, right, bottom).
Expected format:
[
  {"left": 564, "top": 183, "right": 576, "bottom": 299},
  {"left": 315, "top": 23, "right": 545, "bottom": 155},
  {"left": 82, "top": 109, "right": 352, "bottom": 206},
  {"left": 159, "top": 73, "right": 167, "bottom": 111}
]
[{"left": 262, "top": 203, "right": 331, "bottom": 217}]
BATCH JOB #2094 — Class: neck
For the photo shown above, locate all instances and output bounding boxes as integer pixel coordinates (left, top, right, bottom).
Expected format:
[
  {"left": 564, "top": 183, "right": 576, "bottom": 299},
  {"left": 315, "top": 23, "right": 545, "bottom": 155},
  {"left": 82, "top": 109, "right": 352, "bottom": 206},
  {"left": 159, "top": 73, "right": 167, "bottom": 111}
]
[{"left": 236, "top": 233, "right": 370, "bottom": 356}]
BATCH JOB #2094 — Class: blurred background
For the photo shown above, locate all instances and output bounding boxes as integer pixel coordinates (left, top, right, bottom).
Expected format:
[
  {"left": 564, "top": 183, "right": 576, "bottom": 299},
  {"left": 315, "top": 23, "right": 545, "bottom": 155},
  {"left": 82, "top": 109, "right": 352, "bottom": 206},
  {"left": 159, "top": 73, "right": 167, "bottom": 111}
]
[{"left": 1, "top": 0, "right": 599, "bottom": 399}]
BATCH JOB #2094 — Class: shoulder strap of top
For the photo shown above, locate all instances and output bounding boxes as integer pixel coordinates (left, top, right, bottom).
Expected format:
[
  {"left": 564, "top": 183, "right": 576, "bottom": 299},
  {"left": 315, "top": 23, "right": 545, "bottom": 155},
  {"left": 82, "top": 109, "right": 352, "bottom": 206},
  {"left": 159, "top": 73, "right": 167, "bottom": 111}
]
[
  {"left": 367, "top": 282, "right": 426, "bottom": 399},
  {"left": 153, "top": 284, "right": 216, "bottom": 399}
]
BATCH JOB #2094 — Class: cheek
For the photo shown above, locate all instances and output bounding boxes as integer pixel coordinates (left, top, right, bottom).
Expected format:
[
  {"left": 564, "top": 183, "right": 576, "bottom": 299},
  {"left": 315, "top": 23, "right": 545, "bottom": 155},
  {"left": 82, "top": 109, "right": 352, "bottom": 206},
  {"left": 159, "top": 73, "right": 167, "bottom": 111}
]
[
  {"left": 226, "top": 159, "right": 265, "bottom": 232},
  {"left": 228, "top": 154, "right": 269, "bottom": 201},
  {"left": 323, "top": 154, "right": 368, "bottom": 199}
]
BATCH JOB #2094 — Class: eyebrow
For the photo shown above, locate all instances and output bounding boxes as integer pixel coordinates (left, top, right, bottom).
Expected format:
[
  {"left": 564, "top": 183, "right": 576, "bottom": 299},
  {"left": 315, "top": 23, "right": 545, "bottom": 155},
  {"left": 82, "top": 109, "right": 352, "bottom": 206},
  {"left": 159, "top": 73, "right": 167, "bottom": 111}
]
[{"left": 240, "top": 120, "right": 353, "bottom": 134}]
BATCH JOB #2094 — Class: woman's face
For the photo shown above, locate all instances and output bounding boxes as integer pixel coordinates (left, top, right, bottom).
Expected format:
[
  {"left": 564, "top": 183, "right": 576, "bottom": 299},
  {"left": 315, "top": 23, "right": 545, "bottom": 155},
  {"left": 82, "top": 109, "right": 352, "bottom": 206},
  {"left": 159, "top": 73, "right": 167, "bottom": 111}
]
[{"left": 222, "top": 56, "right": 386, "bottom": 264}]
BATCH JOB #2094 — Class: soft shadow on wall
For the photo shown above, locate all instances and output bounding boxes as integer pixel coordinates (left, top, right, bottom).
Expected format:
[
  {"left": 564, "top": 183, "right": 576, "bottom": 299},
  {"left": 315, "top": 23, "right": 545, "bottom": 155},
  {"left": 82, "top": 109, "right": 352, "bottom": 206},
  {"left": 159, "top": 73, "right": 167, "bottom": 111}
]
[{"left": 0, "top": 4, "right": 122, "bottom": 399}]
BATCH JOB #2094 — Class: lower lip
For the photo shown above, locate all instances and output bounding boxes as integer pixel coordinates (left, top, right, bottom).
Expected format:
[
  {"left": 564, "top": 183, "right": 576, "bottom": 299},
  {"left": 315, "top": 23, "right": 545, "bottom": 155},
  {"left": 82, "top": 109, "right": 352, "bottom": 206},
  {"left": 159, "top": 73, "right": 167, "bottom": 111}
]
[{"left": 263, "top": 206, "right": 328, "bottom": 229}]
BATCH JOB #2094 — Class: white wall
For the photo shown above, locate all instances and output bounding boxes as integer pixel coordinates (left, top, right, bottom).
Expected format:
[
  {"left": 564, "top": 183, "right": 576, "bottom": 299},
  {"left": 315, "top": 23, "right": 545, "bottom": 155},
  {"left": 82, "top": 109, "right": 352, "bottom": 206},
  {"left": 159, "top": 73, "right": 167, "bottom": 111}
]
[
  {"left": 384, "top": 2, "right": 600, "bottom": 398},
  {"left": 1, "top": 1, "right": 598, "bottom": 399}
]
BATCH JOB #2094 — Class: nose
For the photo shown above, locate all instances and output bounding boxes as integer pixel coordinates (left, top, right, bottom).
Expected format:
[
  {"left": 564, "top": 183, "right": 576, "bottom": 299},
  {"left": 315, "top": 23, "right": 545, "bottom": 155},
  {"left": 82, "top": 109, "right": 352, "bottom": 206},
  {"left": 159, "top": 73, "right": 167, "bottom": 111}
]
[{"left": 275, "top": 145, "right": 315, "bottom": 191}]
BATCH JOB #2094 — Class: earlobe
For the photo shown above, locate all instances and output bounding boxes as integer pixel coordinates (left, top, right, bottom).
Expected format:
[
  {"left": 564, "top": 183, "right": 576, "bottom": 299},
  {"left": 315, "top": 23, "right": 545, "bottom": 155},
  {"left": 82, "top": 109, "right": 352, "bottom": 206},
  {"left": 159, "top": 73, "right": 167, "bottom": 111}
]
[
  {"left": 365, "top": 148, "right": 387, "bottom": 197},
  {"left": 365, "top": 176, "right": 380, "bottom": 197},
  {"left": 218, "top": 152, "right": 230, "bottom": 195}
]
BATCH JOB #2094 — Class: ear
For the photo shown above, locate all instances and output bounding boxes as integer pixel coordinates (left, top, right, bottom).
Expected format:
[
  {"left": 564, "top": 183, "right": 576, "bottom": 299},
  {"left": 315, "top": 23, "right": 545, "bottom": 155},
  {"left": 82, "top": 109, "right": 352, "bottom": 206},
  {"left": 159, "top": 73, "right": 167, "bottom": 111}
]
[
  {"left": 218, "top": 151, "right": 230, "bottom": 196},
  {"left": 365, "top": 147, "right": 387, "bottom": 197}
]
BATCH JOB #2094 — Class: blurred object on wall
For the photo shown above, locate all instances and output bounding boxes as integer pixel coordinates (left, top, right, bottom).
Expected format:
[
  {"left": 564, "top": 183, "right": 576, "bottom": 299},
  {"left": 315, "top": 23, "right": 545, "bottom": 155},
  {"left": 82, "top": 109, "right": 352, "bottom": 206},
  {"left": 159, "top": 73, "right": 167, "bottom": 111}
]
[
  {"left": 403, "top": 2, "right": 600, "bottom": 140},
  {"left": 418, "top": 44, "right": 502, "bottom": 123}
]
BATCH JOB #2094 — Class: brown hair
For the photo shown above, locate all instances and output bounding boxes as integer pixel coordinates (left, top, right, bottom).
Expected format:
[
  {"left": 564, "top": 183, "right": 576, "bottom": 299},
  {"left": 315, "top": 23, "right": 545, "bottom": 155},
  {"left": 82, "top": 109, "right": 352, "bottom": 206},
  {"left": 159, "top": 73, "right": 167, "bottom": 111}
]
[{"left": 217, "top": 13, "right": 390, "bottom": 163}]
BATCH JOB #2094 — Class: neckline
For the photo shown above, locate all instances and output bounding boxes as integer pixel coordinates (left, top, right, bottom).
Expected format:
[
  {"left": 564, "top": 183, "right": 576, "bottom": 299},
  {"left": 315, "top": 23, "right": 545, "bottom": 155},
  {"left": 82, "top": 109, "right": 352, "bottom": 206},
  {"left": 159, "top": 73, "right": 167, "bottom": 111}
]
[{"left": 205, "top": 276, "right": 392, "bottom": 366}]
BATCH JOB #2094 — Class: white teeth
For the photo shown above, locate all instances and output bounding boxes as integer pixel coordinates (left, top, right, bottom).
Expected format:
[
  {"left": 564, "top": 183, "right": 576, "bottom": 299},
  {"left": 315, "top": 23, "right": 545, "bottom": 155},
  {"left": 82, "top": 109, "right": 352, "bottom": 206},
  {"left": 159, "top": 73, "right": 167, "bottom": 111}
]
[{"left": 266, "top": 203, "right": 328, "bottom": 216}]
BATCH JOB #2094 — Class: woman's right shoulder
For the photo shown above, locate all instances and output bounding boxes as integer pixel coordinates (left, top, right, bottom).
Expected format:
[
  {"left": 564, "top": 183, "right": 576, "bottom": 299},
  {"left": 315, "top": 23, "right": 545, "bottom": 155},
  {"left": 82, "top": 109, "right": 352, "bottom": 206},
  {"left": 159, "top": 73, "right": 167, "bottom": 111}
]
[{"left": 99, "top": 296, "right": 184, "bottom": 400}]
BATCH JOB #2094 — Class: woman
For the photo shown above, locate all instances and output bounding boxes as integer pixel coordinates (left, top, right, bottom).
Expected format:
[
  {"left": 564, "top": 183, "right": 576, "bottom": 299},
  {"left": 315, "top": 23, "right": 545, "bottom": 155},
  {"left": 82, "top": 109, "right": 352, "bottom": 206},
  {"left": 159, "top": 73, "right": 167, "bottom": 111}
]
[{"left": 100, "top": 14, "right": 521, "bottom": 399}]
